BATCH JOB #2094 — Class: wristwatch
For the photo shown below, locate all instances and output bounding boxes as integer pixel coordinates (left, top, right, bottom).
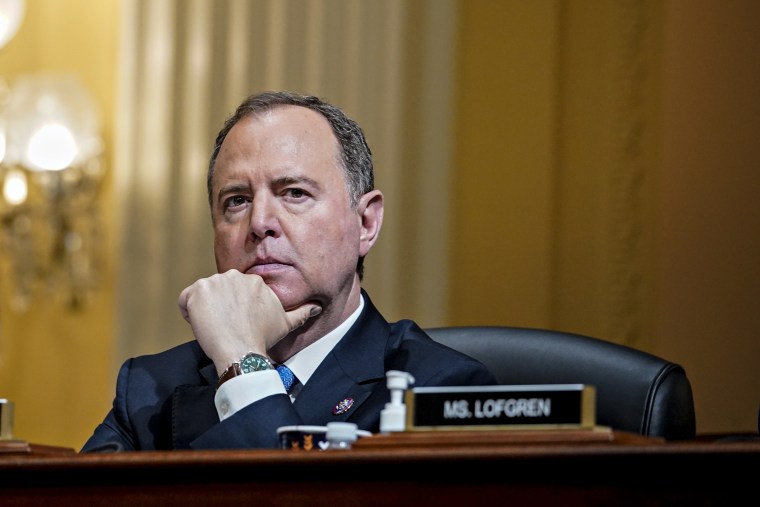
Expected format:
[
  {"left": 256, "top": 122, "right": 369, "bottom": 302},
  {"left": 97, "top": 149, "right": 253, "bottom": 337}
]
[{"left": 217, "top": 352, "right": 274, "bottom": 389}]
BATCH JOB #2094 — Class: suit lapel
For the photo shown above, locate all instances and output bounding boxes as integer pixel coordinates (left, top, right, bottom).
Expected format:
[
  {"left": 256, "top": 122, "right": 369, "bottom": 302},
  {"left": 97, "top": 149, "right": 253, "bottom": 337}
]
[
  {"left": 294, "top": 294, "right": 391, "bottom": 423},
  {"left": 293, "top": 355, "right": 377, "bottom": 422}
]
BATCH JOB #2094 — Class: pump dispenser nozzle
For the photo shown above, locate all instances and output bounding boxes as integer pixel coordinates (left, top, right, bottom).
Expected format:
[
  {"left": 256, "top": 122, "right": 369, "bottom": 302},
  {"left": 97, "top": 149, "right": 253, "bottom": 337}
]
[{"left": 379, "top": 370, "right": 415, "bottom": 433}]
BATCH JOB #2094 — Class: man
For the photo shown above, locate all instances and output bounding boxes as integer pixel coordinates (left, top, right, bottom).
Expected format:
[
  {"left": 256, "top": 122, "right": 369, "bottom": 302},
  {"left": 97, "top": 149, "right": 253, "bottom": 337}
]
[{"left": 82, "top": 91, "right": 497, "bottom": 451}]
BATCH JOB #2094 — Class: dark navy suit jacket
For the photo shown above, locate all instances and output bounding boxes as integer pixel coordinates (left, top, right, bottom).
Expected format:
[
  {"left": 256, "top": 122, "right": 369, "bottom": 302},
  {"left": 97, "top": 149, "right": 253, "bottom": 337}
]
[{"left": 82, "top": 291, "right": 497, "bottom": 451}]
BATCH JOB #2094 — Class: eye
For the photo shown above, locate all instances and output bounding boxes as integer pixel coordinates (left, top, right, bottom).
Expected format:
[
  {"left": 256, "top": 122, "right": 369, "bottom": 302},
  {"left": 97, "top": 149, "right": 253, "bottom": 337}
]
[
  {"left": 284, "top": 188, "right": 308, "bottom": 199},
  {"left": 224, "top": 195, "right": 249, "bottom": 210}
]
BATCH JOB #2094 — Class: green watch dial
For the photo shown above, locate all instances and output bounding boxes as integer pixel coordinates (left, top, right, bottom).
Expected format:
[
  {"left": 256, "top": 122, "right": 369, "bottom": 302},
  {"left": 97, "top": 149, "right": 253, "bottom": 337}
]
[{"left": 239, "top": 353, "right": 274, "bottom": 374}]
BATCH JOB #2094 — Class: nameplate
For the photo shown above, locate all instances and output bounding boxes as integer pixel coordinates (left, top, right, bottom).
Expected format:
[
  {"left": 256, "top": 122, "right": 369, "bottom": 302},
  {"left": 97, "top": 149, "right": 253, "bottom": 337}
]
[{"left": 405, "top": 384, "right": 596, "bottom": 431}]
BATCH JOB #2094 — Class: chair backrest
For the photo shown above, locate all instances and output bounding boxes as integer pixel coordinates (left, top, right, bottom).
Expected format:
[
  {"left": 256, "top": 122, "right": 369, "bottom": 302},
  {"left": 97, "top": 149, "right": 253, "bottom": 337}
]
[{"left": 426, "top": 326, "right": 696, "bottom": 440}]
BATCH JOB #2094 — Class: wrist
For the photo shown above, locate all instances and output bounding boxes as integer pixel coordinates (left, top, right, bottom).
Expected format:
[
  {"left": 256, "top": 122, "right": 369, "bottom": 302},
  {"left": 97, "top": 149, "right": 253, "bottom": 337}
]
[{"left": 216, "top": 352, "right": 274, "bottom": 389}]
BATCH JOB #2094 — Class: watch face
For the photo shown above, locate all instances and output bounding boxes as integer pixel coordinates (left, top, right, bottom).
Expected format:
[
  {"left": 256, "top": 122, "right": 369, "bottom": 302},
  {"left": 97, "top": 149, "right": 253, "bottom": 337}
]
[{"left": 240, "top": 353, "right": 273, "bottom": 374}]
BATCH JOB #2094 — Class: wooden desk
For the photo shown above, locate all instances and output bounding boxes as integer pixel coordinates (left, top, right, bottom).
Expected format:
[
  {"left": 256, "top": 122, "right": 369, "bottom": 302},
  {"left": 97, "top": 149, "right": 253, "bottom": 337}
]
[{"left": 1, "top": 430, "right": 758, "bottom": 506}]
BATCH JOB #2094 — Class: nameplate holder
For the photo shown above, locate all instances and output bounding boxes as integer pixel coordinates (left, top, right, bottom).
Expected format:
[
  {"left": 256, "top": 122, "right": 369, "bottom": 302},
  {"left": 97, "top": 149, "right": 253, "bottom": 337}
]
[
  {"left": 405, "top": 384, "right": 596, "bottom": 431},
  {"left": 0, "top": 399, "right": 14, "bottom": 440}
]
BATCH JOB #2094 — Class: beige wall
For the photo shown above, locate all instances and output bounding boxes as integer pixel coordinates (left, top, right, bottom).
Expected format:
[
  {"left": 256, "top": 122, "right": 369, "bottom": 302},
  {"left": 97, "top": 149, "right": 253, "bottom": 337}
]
[
  {"left": 452, "top": 0, "right": 559, "bottom": 328},
  {"left": 0, "top": 0, "right": 757, "bottom": 449},
  {"left": 0, "top": 0, "right": 119, "bottom": 449},
  {"left": 453, "top": 0, "right": 759, "bottom": 435},
  {"left": 655, "top": 0, "right": 760, "bottom": 434},
  {"left": 453, "top": 1, "right": 663, "bottom": 345}
]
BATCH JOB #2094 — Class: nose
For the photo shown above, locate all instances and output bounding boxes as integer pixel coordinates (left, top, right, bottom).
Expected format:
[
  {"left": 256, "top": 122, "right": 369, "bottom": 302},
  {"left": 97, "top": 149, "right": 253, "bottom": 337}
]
[{"left": 249, "top": 193, "right": 280, "bottom": 239}]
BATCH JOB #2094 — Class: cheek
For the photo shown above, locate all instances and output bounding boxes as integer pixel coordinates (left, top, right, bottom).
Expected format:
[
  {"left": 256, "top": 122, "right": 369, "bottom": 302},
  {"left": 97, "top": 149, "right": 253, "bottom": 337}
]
[
  {"left": 213, "top": 227, "right": 243, "bottom": 270},
  {"left": 312, "top": 218, "right": 361, "bottom": 264}
]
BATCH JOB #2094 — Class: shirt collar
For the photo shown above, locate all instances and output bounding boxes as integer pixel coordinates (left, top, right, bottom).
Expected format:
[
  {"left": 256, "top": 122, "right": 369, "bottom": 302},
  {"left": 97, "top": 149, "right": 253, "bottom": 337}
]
[{"left": 281, "top": 294, "right": 364, "bottom": 385}]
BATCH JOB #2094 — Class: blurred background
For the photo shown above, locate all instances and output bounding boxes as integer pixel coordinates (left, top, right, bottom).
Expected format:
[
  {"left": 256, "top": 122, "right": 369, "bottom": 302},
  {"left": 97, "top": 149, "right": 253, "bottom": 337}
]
[{"left": 0, "top": 0, "right": 758, "bottom": 450}]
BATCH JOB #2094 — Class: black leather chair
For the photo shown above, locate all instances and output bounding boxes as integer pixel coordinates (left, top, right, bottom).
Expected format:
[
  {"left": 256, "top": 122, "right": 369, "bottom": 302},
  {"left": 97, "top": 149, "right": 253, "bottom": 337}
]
[{"left": 425, "top": 326, "right": 696, "bottom": 440}]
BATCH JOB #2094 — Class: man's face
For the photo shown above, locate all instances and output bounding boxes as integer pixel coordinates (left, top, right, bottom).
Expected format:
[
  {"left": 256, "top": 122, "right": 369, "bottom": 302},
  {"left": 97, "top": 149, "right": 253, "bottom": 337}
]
[{"left": 210, "top": 106, "right": 366, "bottom": 311}]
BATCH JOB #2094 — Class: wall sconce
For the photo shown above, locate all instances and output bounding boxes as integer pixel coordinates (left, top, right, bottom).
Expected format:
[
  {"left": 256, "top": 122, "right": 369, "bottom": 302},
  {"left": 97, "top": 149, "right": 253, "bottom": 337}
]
[
  {"left": 0, "top": 0, "right": 24, "bottom": 50},
  {"left": 0, "top": 1, "right": 105, "bottom": 311}
]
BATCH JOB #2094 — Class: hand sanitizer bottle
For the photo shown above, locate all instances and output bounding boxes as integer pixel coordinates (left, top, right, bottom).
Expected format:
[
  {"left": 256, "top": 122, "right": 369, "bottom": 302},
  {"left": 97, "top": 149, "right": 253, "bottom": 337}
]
[{"left": 379, "top": 370, "right": 415, "bottom": 433}]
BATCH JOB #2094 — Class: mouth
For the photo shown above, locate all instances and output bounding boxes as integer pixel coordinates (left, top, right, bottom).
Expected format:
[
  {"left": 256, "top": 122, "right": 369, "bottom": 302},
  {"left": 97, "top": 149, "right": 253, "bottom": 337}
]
[{"left": 246, "top": 258, "right": 292, "bottom": 277}]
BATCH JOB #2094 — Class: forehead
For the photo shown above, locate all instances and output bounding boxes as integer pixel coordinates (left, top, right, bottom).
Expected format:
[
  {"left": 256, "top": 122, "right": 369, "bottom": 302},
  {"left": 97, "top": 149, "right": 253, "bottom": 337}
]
[
  {"left": 232, "top": 105, "right": 337, "bottom": 154},
  {"left": 214, "top": 105, "right": 343, "bottom": 180}
]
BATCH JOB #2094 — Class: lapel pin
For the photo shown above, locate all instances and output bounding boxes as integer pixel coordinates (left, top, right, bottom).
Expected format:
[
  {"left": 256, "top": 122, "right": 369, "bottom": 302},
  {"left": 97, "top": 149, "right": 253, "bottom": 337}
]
[{"left": 332, "top": 397, "right": 354, "bottom": 415}]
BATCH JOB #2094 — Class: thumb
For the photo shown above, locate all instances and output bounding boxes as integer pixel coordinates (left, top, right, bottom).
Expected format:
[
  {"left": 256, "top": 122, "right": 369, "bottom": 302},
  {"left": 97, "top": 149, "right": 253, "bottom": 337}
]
[{"left": 284, "top": 304, "right": 322, "bottom": 332}]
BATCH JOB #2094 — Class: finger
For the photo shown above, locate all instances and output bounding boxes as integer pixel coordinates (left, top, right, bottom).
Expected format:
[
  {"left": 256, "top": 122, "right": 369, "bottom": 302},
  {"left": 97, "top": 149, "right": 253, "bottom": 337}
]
[{"left": 285, "top": 304, "right": 322, "bottom": 332}]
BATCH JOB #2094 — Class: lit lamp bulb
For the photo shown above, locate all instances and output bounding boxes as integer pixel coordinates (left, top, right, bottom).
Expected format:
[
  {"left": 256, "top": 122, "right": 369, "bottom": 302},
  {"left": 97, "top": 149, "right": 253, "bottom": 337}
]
[
  {"left": 0, "top": 0, "right": 25, "bottom": 50},
  {"left": 2, "top": 167, "right": 26, "bottom": 205},
  {"left": 26, "top": 122, "right": 77, "bottom": 171},
  {"left": 3, "top": 73, "right": 102, "bottom": 172}
]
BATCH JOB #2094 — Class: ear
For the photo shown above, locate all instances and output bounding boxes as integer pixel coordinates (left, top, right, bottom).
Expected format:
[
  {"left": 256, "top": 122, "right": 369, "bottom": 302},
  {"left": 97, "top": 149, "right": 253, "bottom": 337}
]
[{"left": 357, "top": 189, "right": 384, "bottom": 257}]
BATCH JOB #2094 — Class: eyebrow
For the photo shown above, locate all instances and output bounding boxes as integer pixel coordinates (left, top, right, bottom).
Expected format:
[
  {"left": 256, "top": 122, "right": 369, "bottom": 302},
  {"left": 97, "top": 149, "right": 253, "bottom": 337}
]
[
  {"left": 272, "top": 175, "right": 321, "bottom": 189},
  {"left": 216, "top": 182, "right": 250, "bottom": 203}
]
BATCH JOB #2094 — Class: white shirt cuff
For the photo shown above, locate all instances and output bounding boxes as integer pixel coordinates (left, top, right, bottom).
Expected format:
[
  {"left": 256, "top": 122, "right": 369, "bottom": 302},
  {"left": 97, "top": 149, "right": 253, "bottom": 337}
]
[{"left": 214, "top": 369, "right": 284, "bottom": 421}]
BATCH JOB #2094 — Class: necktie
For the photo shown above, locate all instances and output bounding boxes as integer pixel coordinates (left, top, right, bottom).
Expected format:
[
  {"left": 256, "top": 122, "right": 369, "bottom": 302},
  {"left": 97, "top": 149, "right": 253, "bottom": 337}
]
[{"left": 276, "top": 364, "right": 298, "bottom": 393}]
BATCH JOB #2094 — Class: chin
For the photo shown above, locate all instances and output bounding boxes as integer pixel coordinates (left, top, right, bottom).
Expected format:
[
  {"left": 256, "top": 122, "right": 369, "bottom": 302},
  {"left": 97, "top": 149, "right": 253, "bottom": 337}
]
[{"left": 266, "top": 283, "right": 306, "bottom": 311}]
